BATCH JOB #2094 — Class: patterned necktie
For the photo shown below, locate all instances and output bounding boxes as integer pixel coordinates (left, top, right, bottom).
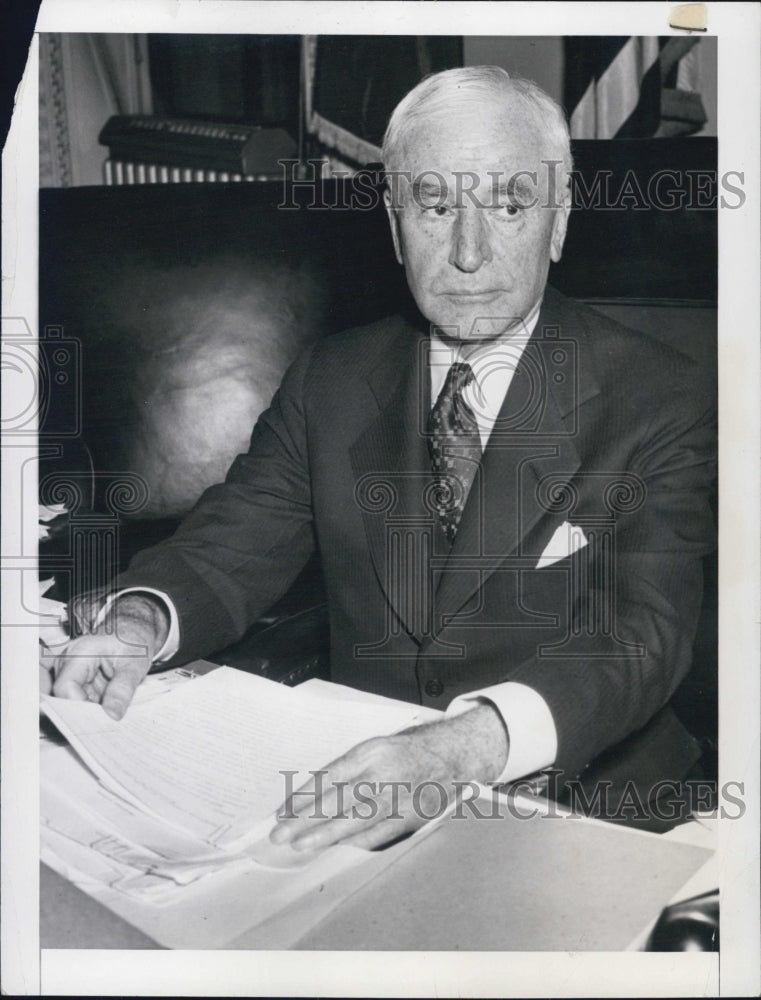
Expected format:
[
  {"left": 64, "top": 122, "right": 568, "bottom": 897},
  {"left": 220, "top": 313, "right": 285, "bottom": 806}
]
[{"left": 427, "top": 361, "right": 482, "bottom": 545}]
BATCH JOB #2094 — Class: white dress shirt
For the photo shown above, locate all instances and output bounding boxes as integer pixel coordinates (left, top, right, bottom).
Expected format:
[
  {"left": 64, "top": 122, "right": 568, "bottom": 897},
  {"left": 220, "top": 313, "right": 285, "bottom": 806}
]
[
  {"left": 105, "top": 301, "right": 558, "bottom": 784},
  {"left": 427, "top": 302, "right": 557, "bottom": 782}
]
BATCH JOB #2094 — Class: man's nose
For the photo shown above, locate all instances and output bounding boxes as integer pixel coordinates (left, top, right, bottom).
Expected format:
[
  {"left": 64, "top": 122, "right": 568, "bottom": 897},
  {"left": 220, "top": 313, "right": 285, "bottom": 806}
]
[{"left": 449, "top": 208, "right": 493, "bottom": 272}]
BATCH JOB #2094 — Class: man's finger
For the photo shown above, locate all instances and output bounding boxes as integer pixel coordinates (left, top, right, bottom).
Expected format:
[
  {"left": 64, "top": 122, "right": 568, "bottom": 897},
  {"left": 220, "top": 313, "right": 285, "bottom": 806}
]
[
  {"left": 39, "top": 664, "right": 53, "bottom": 695},
  {"left": 90, "top": 671, "right": 108, "bottom": 697},
  {"left": 287, "top": 811, "right": 384, "bottom": 853},
  {"left": 52, "top": 657, "right": 98, "bottom": 701},
  {"left": 101, "top": 665, "right": 147, "bottom": 720},
  {"left": 84, "top": 671, "right": 108, "bottom": 703},
  {"left": 273, "top": 781, "right": 348, "bottom": 842},
  {"left": 281, "top": 769, "right": 359, "bottom": 821},
  {"left": 273, "top": 765, "right": 375, "bottom": 844},
  {"left": 332, "top": 821, "right": 409, "bottom": 852},
  {"left": 276, "top": 760, "right": 386, "bottom": 847},
  {"left": 288, "top": 801, "right": 417, "bottom": 852},
  {"left": 280, "top": 741, "right": 381, "bottom": 821}
]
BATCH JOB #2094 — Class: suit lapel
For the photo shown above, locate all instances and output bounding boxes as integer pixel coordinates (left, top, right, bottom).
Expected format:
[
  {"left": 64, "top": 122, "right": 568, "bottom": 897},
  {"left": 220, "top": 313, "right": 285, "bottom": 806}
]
[
  {"left": 349, "top": 317, "right": 433, "bottom": 641},
  {"left": 430, "top": 289, "right": 601, "bottom": 634}
]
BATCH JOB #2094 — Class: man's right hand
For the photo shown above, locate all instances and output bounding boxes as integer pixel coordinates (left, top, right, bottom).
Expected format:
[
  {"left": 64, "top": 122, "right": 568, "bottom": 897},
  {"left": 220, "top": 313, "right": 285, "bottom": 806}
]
[{"left": 42, "top": 593, "right": 170, "bottom": 720}]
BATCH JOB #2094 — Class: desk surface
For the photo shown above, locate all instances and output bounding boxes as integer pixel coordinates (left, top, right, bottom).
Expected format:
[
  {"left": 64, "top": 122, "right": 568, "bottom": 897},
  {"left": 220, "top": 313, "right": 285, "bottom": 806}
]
[
  {"left": 291, "top": 807, "right": 712, "bottom": 951},
  {"left": 41, "top": 805, "right": 712, "bottom": 951},
  {"left": 39, "top": 663, "right": 714, "bottom": 951}
]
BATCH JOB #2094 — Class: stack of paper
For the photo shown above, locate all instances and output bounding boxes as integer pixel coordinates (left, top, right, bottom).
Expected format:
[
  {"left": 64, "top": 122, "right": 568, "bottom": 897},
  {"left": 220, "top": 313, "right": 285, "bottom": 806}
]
[{"left": 40, "top": 666, "right": 436, "bottom": 946}]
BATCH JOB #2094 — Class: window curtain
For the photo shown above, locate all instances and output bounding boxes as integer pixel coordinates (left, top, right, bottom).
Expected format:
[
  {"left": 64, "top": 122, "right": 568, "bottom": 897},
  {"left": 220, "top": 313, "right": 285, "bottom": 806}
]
[{"left": 39, "top": 33, "right": 153, "bottom": 187}]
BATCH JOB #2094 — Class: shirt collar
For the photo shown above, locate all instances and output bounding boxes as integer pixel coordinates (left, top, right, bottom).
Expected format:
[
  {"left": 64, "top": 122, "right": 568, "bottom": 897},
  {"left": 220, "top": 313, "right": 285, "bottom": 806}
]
[{"left": 429, "top": 298, "right": 543, "bottom": 413}]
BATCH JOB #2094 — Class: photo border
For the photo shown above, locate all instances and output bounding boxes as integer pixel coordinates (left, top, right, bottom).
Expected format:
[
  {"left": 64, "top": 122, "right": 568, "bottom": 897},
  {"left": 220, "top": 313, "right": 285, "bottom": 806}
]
[{"left": 2, "top": 2, "right": 758, "bottom": 995}]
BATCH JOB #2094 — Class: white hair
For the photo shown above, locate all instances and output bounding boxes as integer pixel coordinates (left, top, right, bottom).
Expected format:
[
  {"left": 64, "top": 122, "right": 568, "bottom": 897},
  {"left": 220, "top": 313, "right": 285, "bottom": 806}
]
[{"left": 382, "top": 65, "right": 572, "bottom": 202}]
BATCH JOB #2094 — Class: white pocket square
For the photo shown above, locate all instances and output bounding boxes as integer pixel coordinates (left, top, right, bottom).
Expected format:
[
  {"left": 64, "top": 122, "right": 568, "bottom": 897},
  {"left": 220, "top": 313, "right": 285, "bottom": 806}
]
[{"left": 535, "top": 522, "right": 589, "bottom": 569}]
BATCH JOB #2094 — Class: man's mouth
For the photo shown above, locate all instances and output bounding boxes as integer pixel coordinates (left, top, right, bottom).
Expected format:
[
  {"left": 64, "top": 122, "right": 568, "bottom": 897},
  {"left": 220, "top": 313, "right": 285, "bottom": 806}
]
[{"left": 442, "top": 290, "right": 504, "bottom": 301}]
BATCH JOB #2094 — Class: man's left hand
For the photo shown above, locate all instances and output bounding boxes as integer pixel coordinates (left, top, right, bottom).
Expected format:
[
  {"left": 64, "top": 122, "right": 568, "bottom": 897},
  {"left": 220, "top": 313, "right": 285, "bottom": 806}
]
[{"left": 269, "top": 703, "right": 508, "bottom": 852}]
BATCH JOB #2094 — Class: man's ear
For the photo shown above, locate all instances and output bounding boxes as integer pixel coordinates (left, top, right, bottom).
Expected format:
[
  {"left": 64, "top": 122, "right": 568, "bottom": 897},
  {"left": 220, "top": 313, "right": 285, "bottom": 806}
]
[
  {"left": 549, "top": 185, "right": 571, "bottom": 264},
  {"left": 383, "top": 187, "right": 404, "bottom": 266}
]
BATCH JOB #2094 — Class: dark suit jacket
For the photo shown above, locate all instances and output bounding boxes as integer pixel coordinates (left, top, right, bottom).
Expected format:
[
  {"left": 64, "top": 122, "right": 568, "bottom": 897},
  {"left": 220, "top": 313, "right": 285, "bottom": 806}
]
[{"left": 120, "top": 287, "right": 716, "bottom": 791}]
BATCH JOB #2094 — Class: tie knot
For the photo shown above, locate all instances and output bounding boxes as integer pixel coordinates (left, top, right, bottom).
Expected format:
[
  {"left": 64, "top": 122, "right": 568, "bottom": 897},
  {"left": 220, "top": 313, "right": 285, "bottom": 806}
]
[
  {"left": 433, "top": 361, "right": 478, "bottom": 433},
  {"left": 446, "top": 361, "right": 475, "bottom": 397}
]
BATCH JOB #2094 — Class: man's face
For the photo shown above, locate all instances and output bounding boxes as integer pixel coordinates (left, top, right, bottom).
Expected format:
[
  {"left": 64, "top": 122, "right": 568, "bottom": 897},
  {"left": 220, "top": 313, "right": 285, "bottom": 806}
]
[{"left": 385, "top": 99, "right": 570, "bottom": 341}]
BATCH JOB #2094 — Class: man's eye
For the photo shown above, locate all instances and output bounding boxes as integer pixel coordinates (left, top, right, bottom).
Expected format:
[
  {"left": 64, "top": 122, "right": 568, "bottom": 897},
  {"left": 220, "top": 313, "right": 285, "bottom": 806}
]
[
  {"left": 426, "top": 204, "right": 451, "bottom": 217},
  {"left": 488, "top": 201, "right": 523, "bottom": 221}
]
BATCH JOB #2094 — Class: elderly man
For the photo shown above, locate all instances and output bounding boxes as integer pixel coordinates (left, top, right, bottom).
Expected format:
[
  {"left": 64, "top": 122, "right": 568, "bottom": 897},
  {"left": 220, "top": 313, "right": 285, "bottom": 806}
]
[{"left": 47, "top": 67, "right": 715, "bottom": 849}]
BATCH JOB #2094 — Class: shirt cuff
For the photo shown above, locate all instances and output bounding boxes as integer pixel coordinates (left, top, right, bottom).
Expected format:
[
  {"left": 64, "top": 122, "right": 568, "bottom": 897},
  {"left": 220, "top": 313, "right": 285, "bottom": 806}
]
[
  {"left": 446, "top": 682, "right": 557, "bottom": 783},
  {"left": 93, "top": 587, "right": 181, "bottom": 664}
]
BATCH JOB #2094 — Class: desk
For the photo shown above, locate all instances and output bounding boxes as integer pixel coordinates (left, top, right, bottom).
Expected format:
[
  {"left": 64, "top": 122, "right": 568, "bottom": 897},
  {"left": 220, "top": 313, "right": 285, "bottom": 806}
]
[
  {"left": 40, "top": 791, "right": 714, "bottom": 952},
  {"left": 290, "top": 811, "right": 714, "bottom": 951},
  {"left": 40, "top": 662, "right": 715, "bottom": 951}
]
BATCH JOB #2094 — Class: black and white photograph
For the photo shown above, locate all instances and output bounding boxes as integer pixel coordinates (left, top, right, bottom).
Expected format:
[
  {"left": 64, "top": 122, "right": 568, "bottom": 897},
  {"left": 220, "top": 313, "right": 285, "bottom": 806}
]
[{"left": 2, "top": 2, "right": 759, "bottom": 996}]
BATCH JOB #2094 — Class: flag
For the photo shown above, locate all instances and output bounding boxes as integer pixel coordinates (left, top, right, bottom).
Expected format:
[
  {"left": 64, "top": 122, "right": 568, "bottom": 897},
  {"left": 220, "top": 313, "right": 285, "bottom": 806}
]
[
  {"left": 657, "top": 37, "right": 707, "bottom": 137},
  {"left": 564, "top": 37, "right": 662, "bottom": 139}
]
